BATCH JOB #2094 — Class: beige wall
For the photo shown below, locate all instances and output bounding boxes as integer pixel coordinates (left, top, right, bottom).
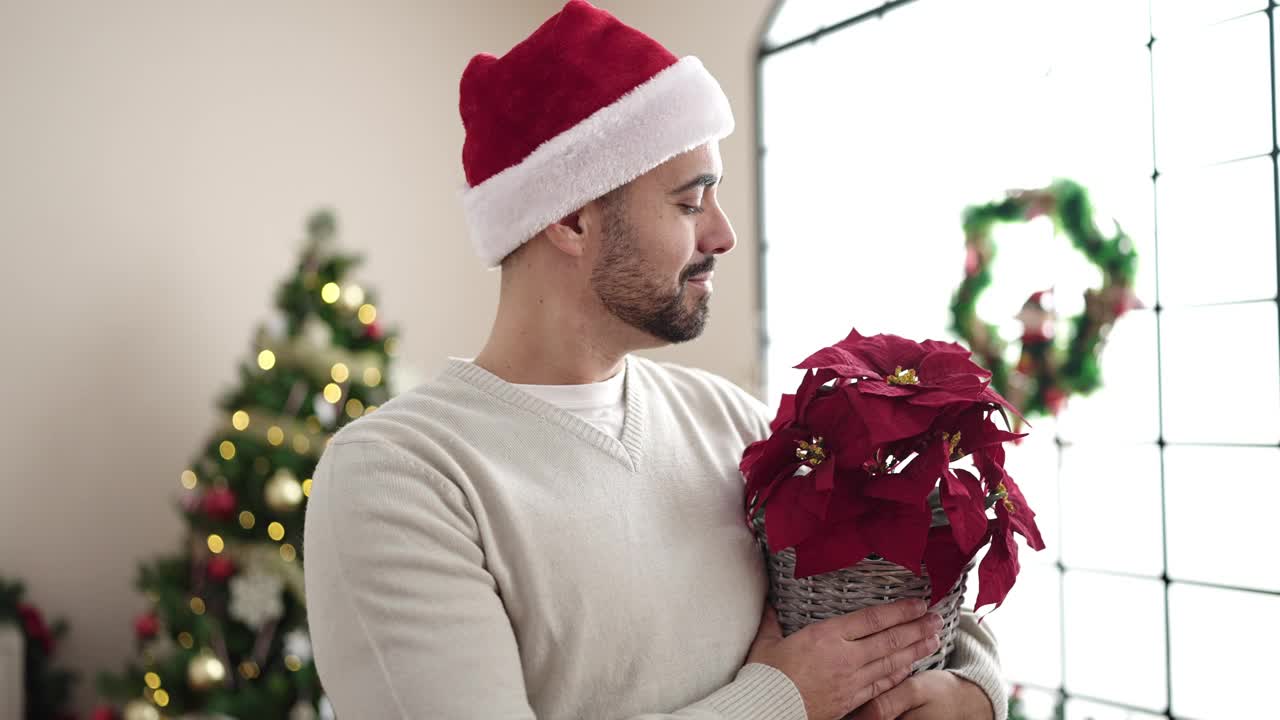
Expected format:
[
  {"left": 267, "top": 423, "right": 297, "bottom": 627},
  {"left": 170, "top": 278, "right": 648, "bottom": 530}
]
[{"left": 0, "top": 0, "right": 771, "bottom": 713}]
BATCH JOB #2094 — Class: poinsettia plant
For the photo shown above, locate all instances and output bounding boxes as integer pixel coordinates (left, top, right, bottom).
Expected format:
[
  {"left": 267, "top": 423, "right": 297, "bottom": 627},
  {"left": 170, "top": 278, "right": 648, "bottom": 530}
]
[{"left": 742, "top": 327, "right": 1047, "bottom": 611}]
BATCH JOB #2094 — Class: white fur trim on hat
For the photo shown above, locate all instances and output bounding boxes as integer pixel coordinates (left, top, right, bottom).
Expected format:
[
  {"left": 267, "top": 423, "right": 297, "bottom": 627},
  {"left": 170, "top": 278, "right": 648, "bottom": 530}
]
[{"left": 462, "top": 56, "right": 735, "bottom": 269}]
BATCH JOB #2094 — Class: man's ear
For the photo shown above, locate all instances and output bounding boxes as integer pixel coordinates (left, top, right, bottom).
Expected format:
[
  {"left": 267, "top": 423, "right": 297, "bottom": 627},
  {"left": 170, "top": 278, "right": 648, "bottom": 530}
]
[{"left": 544, "top": 211, "right": 587, "bottom": 258}]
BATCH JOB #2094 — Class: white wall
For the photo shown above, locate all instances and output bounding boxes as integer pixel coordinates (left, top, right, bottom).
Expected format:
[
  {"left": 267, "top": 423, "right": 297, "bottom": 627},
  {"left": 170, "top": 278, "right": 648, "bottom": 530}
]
[{"left": 0, "top": 0, "right": 772, "bottom": 712}]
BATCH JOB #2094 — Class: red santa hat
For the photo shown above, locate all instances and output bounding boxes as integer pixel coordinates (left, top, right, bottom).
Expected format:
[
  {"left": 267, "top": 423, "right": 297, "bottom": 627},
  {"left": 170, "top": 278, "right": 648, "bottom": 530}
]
[{"left": 458, "top": 0, "right": 735, "bottom": 268}]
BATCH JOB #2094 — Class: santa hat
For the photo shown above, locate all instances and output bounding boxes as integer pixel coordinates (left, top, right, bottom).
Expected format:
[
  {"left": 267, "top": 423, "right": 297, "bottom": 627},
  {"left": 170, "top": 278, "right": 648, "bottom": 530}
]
[{"left": 459, "top": 0, "right": 735, "bottom": 268}]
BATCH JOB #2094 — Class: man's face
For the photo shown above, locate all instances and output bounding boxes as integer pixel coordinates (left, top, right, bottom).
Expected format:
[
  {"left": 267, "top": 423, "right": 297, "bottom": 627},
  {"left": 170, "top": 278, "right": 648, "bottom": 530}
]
[{"left": 589, "top": 143, "right": 737, "bottom": 344}]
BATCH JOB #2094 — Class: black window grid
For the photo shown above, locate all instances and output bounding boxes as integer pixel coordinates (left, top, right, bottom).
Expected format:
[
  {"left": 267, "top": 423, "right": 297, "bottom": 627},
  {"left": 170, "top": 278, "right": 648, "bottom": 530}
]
[{"left": 753, "top": 1, "right": 1280, "bottom": 717}]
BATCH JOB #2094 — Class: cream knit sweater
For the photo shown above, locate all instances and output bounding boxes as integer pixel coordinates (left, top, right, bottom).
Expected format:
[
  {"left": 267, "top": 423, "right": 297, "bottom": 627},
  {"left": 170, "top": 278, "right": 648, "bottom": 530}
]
[{"left": 302, "top": 355, "right": 1006, "bottom": 719}]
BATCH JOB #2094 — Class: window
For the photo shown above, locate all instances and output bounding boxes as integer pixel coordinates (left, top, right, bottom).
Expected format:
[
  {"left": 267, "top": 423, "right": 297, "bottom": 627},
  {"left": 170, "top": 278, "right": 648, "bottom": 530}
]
[{"left": 758, "top": 1, "right": 1280, "bottom": 717}]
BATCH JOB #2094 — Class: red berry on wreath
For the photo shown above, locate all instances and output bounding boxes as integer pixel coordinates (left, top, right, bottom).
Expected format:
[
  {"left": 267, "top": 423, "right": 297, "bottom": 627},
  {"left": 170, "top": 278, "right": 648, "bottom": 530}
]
[
  {"left": 1044, "top": 387, "right": 1068, "bottom": 415},
  {"left": 207, "top": 554, "right": 236, "bottom": 582},
  {"left": 201, "top": 486, "right": 238, "bottom": 521},
  {"left": 364, "top": 321, "right": 383, "bottom": 341},
  {"left": 964, "top": 247, "right": 980, "bottom": 276},
  {"left": 134, "top": 611, "right": 159, "bottom": 640},
  {"left": 91, "top": 706, "right": 119, "bottom": 720},
  {"left": 1015, "top": 353, "right": 1035, "bottom": 376}
]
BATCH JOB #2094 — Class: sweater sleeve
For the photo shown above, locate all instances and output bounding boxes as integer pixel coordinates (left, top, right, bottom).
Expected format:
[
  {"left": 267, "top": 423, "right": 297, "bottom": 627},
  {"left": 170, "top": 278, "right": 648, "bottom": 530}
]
[
  {"left": 303, "top": 438, "right": 806, "bottom": 720},
  {"left": 944, "top": 610, "right": 1008, "bottom": 720}
]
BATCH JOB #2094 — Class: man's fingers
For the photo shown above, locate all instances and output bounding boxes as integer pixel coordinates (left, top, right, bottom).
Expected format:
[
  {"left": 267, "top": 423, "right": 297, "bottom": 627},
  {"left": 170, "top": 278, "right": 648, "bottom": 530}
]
[
  {"left": 838, "top": 598, "right": 929, "bottom": 641},
  {"left": 858, "top": 635, "right": 938, "bottom": 691},
  {"left": 851, "top": 673, "right": 925, "bottom": 720},
  {"left": 858, "top": 614, "right": 942, "bottom": 661}
]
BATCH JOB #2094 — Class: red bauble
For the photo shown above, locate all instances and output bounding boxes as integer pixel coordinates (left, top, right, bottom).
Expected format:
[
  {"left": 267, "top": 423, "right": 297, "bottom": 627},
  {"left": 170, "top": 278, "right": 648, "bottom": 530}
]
[
  {"left": 201, "top": 487, "right": 238, "bottom": 521},
  {"left": 364, "top": 321, "right": 383, "bottom": 341},
  {"left": 133, "top": 611, "right": 159, "bottom": 640},
  {"left": 207, "top": 555, "right": 236, "bottom": 582},
  {"left": 91, "top": 706, "right": 118, "bottom": 720}
]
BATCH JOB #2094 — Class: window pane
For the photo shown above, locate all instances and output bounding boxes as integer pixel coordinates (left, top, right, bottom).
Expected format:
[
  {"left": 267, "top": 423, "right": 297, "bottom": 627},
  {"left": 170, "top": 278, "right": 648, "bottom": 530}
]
[
  {"left": 1165, "top": 446, "right": 1280, "bottom": 591},
  {"left": 1057, "top": 309, "right": 1160, "bottom": 444},
  {"left": 1152, "top": 13, "right": 1272, "bottom": 168},
  {"left": 993, "top": 564, "right": 1062, "bottom": 691},
  {"left": 1060, "top": 445, "right": 1163, "bottom": 576},
  {"left": 764, "top": 0, "right": 885, "bottom": 48},
  {"left": 1012, "top": 686, "right": 1064, "bottom": 720},
  {"left": 1064, "top": 699, "right": 1165, "bottom": 720},
  {"left": 1063, "top": 572, "right": 1167, "bottom": 710},
  {"left": 1169, "top": 583, "right": 1280, "bottom": 718},
  {"left": 1059, "top": 0, "right": 1149, "bottom": 49},
  {"left": 1152, "top": 0, "right": 1268, "bottom": 37},
  {"left": 1156, "top": 157, "right": 1277, "bottom": 307},
  {"left": 1159, "top": 302, "right": 1280, "bottom": 445},
  {"left": 1003, "top": 427, "right": 1061, "bottom": 570}
]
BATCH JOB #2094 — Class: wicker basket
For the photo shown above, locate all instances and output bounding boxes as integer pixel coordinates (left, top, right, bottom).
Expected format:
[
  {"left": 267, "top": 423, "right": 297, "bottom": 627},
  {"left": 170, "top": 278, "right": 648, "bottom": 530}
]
[{"left": 751, "top": 513, "right": 973, "bottom": 675}]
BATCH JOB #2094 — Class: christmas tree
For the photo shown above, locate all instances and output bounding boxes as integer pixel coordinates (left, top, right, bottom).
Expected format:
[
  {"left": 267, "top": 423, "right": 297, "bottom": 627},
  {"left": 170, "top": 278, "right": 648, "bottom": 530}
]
[{"left": 96, "top": 210, "right": 398, "bottom": 720}]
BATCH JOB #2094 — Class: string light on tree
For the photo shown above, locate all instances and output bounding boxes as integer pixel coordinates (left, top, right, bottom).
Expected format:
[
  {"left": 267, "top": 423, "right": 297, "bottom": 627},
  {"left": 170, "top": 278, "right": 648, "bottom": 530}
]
[
  {"left": 345, "top": 398, "right": 364, "bottom": 418},
  {"left": 357, "top": 303, "right": 377, "bottom": 325},
  {"left": 323, "top": 383, "right": 342, "bottom": 404},
  {"left": 268, "top": 522, "right": 286, "bottom": 542},
  {"left": 181, "top": 470, "right": 198, "bottom": 489},
  {"left": 218, "top": 441, "right": 236, "bottom": 460},
  {"left": 320, "top": 282, "right": 341, "bottom": 304},
  {"left": 363, "top": 367, "right": 382, "bottom": 386},
  {"left": 330, "top": 363, "right": 349, "bottom": 383},
  {"left": 232, "top": 410, "right": 250, "bottom": 431},
  {"left": 239, "top": 510, "right": 256, "bottom": 529},
  {"left": 187, "top": 650, "right": 227, "bottom": 691},
  {"left": 267, "top": 426, "right": 285, "bottom": 446},
  {"left": 257, "top": 350, "right": 276, "bottom": 370}
]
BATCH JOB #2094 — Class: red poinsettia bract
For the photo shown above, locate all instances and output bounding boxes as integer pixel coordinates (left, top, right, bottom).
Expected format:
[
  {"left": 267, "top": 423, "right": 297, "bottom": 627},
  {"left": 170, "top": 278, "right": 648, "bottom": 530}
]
[{"left": 743, "top": 327, "right": 1045, "bottom": 610}]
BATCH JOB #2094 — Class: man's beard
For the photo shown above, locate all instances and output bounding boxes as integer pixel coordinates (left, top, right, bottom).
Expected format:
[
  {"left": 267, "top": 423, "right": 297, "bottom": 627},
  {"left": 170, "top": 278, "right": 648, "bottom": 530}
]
[{"left": 590, "top": 205, "right": 714, "bottom": 344}]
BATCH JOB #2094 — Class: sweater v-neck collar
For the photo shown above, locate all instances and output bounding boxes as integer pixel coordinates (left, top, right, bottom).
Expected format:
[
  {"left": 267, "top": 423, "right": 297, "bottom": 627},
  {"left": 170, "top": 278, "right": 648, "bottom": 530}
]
[{"left": 440, "top": 355, "right": 647, "bottom": 472}]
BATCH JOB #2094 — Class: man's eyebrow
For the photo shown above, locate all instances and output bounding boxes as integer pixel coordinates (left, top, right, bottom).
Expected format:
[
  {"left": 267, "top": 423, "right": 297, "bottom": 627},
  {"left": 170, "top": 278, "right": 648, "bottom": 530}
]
[{"left": 669, "top": 173, "right": 721, "bottom": 195}]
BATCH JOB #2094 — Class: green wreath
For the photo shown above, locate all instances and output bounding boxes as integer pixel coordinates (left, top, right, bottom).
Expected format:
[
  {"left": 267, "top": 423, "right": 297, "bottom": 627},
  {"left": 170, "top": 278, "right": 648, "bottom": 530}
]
[{"left": 949, "top": 179, "right": 1142, "bottom": 422}]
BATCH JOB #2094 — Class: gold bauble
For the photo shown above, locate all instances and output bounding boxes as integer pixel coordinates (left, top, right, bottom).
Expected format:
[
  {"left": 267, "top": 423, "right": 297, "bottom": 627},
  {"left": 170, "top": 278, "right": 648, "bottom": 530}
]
[
  {"left": 187, "top": 651, "right": 228, "bottom": 691},
  {"left": 265, "top": 469, "right": 305, "bottom": 513},
  {"left": 122, "top": 699, "right": 161, "bottom": 720}
]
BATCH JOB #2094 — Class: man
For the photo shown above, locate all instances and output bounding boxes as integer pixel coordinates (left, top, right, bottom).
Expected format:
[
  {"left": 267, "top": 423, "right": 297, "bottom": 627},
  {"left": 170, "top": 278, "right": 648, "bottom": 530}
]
[{"left": 303, "top": 2, "right": 1005, "bottom": 718}]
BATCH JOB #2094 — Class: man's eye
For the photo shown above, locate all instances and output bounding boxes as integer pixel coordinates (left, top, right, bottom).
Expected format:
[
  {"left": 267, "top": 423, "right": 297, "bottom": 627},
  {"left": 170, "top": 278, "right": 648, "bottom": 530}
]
[{"left": 680, "top": 204, "right": 704, "bottom": 215}]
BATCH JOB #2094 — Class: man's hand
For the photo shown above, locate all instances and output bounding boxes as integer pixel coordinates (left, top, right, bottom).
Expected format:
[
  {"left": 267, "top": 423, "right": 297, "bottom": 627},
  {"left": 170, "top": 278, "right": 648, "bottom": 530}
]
[
  {"left": 745, "top": 599, "right": 943, "bottom": 720},
  {"left": 850, "top": 670, "right": 994, "bottom": 720}
]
